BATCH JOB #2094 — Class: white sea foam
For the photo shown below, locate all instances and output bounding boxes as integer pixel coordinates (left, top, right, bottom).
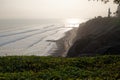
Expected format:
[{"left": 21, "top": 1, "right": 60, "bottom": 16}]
[{"left": 0, "top": 22, "right": 73, "bottom": 56}]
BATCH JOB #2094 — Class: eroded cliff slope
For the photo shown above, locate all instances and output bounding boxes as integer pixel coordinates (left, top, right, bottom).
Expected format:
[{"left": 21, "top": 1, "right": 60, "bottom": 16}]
[{"left": 67, "top": 17, "right": 120, "bottom": 57}]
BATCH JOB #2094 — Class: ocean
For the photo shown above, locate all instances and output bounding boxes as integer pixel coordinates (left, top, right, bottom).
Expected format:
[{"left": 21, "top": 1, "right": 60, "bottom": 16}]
[{"left": 0, "top": 19, "right": 77, "bottom": 56}]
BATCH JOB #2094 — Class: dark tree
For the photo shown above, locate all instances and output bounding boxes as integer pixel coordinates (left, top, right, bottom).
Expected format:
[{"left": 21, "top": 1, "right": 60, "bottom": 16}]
[
  {"left": 113, "top": 0, "right": 120, "bottom": 4},
  {"left": 89, "top": 0, "right": 120, "bottom": 4}
]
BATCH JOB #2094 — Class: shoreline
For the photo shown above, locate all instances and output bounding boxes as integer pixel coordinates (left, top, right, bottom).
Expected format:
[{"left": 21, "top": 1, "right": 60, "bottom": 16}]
[{"left": 51, "top": 27, "right": 78, "bottom": 57}]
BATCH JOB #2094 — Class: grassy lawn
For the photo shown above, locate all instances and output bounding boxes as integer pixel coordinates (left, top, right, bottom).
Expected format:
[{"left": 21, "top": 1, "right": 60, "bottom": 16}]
[{"left": 0, "top": 55, "right": 119, "bottom": 80}]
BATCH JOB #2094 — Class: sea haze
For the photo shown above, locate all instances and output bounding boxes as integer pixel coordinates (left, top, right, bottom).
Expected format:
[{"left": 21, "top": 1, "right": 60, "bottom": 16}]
[{"left": 0, "top": 19, "right": 74, "bottom": 56}]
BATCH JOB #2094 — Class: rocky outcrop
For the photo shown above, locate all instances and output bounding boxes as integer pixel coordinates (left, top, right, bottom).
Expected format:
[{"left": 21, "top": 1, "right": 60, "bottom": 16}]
[{"left": 67, "top": 17, "right": 120, "bottom": 57}]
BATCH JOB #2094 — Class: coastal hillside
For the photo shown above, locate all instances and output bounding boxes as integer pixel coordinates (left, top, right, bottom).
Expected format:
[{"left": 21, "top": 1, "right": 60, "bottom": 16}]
[{"left": 67, "top": 17, "right": 120, "bottom": 57}]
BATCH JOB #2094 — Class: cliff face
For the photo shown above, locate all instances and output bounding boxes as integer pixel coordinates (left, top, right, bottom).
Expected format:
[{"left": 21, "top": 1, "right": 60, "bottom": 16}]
[
  {"left": 67, "top": 17, "right": 120, "bottom": 57},
  {"left": 52, "top": 28, "right": 78, "bottom": 57}
]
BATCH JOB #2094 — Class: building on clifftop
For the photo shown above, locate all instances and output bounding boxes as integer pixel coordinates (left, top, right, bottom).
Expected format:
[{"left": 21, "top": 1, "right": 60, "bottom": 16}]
[{"left": 108, "top": 8, "right": 111, "bottom": 17}]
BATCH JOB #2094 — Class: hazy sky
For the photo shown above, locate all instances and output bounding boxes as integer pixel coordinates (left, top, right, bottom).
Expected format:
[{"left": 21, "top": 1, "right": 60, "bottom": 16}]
[{"left": 0, "top": 0, "right": 117, "bottom": 19}]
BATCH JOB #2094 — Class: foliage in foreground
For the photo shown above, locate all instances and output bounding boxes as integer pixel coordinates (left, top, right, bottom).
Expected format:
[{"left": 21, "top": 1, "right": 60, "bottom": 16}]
[{"left": 0, "top": 55, "right": 120, "bottom": 80}]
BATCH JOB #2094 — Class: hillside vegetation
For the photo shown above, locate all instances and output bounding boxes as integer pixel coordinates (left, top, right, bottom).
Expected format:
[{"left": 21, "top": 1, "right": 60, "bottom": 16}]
[
  {"left": 0, "top": 55, "right": 120, "bottom": 80},
  {"left": 67, "top": 17, "right": 120, "bottom": 57}
]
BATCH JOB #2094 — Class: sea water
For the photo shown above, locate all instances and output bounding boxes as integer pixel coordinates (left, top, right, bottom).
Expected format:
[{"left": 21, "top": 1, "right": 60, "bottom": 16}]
[{"left": 0, "top": 19, "right": 74, "bottom": 56}]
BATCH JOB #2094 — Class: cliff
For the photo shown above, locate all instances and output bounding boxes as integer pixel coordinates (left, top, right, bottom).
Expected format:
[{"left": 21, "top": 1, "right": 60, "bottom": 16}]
[{"left": 67, "top": 17, "right": 120, "bottom": 57}]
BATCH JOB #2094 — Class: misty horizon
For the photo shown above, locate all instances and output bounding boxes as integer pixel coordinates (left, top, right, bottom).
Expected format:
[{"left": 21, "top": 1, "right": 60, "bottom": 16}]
[{"left": 0, "top": 0, "right": 118, "bottom": 19}]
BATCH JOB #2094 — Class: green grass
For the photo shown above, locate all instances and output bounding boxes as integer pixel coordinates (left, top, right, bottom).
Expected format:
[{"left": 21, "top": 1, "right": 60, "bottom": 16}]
[{"left": 0, "top": 55, "right": 120, "bottom": 80}]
